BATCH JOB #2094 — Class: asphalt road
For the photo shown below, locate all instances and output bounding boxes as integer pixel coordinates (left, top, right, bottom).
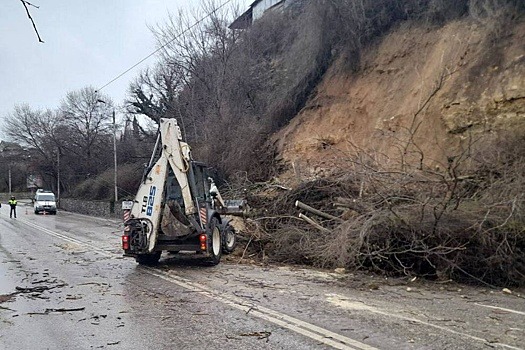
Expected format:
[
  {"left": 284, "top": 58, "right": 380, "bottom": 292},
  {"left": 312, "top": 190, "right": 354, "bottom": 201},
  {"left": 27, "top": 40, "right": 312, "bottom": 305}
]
[{"left": 1, "top": 202, "right": 524, "bottom": 350}]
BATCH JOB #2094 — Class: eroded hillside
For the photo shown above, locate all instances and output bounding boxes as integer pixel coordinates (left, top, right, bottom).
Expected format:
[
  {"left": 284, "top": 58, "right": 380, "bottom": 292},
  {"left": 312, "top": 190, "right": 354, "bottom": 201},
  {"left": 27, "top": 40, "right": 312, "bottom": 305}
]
[
  {"left": 242, "top": 10, "right": 525, "bottom": 286},
  {"left": 274, "top": 17, "right": 525, "bottom": 178}
]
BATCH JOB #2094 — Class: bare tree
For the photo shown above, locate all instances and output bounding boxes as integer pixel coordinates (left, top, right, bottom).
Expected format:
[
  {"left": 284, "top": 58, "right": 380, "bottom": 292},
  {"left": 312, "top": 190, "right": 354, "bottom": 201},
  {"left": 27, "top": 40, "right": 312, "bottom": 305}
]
[
  {"left": 3, "top": 104, "right": 59, "bottom": 161},
  {"left": 128, "top": 62, "right": 185, "bottom": 125},
  {"left": 60, "top": 86, "right": 114, "bottom": 172},
  {"left": 2, "top": 105, "right": 66, "bottom": 189},
  {"left": 127, "top": 0, "right": 243, "bottom": 160},
  {"left": 2, "top": 88, "right": 117, "bottom": 194}
]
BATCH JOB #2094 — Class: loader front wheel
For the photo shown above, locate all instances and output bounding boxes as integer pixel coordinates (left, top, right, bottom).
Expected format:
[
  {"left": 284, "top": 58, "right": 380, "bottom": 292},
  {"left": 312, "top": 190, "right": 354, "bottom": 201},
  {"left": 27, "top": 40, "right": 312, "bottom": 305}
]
[
  {"left": 135, "top": 251, "right": 161, "bottom": 266},
  {"left": 222, "top": 224, "right": 236, "bottom": 254},
  {"left": 206, "top": 217, "right": 222, "bottom": 266}
]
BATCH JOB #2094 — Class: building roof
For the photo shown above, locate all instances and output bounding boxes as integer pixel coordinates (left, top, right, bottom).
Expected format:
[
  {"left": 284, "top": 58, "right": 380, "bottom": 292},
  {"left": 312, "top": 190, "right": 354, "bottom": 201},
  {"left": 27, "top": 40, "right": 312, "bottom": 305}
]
[
  {"left": 229, "top": 0, "right": 288, "bottom": 29},
  {"left": 229, "top": 7, "right": 253, "bottom": 29}
]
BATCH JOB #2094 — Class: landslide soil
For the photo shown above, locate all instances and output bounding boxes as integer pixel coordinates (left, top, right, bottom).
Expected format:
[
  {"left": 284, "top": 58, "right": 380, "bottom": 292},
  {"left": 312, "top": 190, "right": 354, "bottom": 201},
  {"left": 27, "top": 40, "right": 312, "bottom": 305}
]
[{"left": 273, "top": 17, "right": 525, "bottom": 177}]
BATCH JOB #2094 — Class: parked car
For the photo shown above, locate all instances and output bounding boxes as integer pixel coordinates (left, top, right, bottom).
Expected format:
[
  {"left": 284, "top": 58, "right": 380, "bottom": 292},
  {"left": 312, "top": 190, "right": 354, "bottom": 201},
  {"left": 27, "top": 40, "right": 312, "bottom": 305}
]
[{"left": 34, "top": 190, "right": 57, "bottom": 215}]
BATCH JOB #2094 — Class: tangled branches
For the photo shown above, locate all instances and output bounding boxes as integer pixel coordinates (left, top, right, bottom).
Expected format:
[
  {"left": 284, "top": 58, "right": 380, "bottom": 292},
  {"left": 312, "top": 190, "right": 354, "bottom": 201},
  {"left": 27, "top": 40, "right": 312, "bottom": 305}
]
[{"left": 242, "top": 129, "right": 525, "bottom": 287}]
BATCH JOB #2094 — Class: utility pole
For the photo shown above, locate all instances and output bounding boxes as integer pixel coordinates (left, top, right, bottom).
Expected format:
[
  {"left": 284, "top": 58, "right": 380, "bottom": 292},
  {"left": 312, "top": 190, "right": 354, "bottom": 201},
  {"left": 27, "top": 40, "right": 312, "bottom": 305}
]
[
  {"left": 8, "top": 164, "right": 12, "bottom": 196},
  {"left": 112, "top": 109, "right": 118, "bottom": 202},
  {"left": 57, "top": 149, "right": 60, "bottom": 205},
  {"left": 96, "top": 99, "right": 118, "bottom": 202}
]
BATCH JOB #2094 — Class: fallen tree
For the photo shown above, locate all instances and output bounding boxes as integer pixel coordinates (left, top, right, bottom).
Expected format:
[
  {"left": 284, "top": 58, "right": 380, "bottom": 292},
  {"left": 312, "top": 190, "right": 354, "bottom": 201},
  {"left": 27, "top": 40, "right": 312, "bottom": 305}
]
[{"left": 234, "top": 128, "right": 525, "bottom": 287}]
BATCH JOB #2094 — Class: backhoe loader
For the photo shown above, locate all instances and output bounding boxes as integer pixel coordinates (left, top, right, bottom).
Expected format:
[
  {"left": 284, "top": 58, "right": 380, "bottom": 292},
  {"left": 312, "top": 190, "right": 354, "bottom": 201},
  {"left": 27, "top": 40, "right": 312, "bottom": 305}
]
[{"left": 121, "top": 118, "right": 246, "bottom": 265}]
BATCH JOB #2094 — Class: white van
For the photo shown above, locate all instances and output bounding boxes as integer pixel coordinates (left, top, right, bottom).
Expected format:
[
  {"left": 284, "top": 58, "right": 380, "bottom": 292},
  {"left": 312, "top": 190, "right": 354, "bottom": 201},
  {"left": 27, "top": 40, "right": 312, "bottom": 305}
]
[{"left": 34, "top": 190, "right": 57, "bottom": 215}]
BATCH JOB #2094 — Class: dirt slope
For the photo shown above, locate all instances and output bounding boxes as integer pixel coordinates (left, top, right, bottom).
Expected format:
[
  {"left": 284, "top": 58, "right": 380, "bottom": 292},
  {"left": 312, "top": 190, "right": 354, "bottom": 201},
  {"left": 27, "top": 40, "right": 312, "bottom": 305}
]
[{"left": 274, "top": 17, "right": 525, "bottom": 178}]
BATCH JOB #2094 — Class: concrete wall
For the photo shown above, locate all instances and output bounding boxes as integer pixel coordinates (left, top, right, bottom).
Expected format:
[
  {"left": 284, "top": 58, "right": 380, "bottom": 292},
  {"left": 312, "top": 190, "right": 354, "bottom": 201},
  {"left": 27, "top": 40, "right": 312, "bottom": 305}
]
[{"left": 60, "top": 198, "right": 124, "bottom": 219}]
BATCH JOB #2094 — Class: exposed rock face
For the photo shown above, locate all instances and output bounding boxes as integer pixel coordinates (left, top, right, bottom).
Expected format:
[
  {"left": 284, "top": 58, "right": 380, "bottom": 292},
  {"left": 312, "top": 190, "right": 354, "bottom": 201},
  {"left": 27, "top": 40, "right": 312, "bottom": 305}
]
[{"left": 274, "top": 18, "right": 525, "bottom": 177}]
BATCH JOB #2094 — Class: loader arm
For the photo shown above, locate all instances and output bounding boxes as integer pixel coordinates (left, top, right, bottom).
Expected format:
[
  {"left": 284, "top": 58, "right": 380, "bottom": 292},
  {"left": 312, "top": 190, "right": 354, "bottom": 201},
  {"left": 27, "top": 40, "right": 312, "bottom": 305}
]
[
  {"left": 129, "top": 118, "right": 196, "bottom": 253},
  {"left": 161, "top": 119, "right": 196, "bottom": 217}
]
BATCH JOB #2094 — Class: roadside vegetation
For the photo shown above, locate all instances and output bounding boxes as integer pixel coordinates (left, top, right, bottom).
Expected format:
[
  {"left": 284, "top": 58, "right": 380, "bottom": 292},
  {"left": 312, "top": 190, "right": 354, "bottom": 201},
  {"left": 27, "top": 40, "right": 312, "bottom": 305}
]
[{"left": 1, "top": 0, "right": 523, "bottom": 286}]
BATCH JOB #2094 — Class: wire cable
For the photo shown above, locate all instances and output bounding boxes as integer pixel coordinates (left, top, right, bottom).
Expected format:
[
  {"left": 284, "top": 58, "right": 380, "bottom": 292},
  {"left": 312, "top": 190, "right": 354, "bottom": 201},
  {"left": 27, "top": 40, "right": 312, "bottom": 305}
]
[{"left": 96, "top": 0, "right": 235, "bottom": 93}]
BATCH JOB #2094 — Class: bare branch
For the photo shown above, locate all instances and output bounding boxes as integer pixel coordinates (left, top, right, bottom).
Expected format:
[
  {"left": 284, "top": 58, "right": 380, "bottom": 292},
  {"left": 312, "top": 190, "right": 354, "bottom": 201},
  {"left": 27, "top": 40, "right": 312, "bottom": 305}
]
[{"left": 20, "top": 0, "right": 44, "bottom": 43}]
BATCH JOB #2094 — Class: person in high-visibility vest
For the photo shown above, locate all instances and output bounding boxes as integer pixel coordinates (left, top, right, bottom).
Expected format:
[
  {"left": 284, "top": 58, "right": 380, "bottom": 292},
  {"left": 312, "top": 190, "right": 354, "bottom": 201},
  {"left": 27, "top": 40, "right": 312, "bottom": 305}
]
[{"left": 8, "top": 196, "right": 17, "bottom": 218}]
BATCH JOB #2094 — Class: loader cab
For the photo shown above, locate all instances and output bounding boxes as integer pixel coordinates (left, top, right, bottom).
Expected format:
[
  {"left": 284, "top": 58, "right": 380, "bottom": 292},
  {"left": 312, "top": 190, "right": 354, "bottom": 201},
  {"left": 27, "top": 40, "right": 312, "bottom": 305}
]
[
  {"left": 191, "top": 162, "right": 211, "bottom": 203},
  {"left": 165, "top": 161, "right": 211, "bottom": 208}
]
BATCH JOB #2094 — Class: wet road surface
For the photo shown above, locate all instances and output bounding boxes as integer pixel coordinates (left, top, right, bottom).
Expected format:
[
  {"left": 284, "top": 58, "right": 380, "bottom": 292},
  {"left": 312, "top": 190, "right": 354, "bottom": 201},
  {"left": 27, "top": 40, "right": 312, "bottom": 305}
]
[{"left": 0, "top": 202, "right": 524, "bottom": 349}]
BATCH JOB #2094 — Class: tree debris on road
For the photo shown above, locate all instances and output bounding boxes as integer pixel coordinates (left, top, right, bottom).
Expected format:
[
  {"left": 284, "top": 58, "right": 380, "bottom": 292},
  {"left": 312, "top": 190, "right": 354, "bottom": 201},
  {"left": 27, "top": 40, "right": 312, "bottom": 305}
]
[{"left": 240, "top": 331, "right": 272, "bottom": 342}]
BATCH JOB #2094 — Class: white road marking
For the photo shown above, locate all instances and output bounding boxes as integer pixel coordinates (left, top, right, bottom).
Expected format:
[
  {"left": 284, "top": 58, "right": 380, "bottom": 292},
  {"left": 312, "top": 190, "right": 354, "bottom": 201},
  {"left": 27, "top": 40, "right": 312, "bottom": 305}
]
[
  {"left": 19, "top": 218, "right": 525, "bottom": 350},
  {"left": 475, "top": 303, "right": 525, "bottom": 316},
  {"left": 19, "top": 219, "right": 377, "bottom": 350},
  {"left": 19, "top": 219, "right": 113, "bottom": 257},
  {"left": 326, "top": 294, "right": 524, "bottom": 350},
  {"left": 148, "top": 269, "right": 377, "bottom": 350}
]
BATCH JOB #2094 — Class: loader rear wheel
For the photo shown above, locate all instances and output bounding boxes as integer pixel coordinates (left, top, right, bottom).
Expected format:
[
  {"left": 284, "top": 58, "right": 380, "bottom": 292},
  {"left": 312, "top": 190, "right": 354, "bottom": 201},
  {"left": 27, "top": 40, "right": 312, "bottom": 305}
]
[
  {"left": 206, "top": 217, "right": 222, "bottom": 266},
  {"left": 135, "top": 251, "right": 161, "bottom": 266},
  {"left": 222, "top": 224, "right": 236, "bottom": 254}
]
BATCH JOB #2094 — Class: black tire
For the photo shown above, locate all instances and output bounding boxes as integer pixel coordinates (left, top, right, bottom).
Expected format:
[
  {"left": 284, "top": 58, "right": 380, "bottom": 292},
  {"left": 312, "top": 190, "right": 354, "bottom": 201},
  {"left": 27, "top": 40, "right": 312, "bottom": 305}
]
[
  {"left": 34, "top": 210, "right": 39, "bottom": 214},
  {"left": 135, "top": 251, "right": 161, "bottom": 266},
  {"left": 222, "top": 224, "right": 236, "bottom": 254},
  {"left": 206, "top": 217, "right": 222, "bottom": 266}
]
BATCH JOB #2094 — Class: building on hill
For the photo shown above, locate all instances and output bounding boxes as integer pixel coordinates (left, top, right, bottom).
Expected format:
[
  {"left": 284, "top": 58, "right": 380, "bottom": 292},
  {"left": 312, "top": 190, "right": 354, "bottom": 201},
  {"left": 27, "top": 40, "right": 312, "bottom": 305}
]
[
  {"left": 230, "top": 0, "right": 303, "bottom": 29},
  {"left": 0, "top": 141, "right": 22, "bottom": 153}
]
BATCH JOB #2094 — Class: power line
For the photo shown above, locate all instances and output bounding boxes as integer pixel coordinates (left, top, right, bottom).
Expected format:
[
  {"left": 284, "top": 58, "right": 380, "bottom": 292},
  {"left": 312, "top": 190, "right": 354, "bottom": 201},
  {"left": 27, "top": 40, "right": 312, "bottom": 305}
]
[{"left": 96, "top": 0, "right": 235, "bottom": 93}]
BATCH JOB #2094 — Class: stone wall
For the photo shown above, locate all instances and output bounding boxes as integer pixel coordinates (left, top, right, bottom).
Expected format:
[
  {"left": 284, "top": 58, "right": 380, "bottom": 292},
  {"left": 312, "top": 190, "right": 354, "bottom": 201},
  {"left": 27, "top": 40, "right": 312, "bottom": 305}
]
[
  {"left": 0, "top": 192, "right": 32, "bottom": 202},
  {"left": 59, "top": 198, "right": 124, "bottom": 219}
]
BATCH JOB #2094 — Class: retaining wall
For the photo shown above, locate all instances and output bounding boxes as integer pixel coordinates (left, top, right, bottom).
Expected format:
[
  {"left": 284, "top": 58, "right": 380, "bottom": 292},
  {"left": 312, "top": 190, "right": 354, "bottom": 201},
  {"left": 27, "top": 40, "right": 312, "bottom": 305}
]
[{"left": 59, "top": 198, "right": 124, "bottom": 219}]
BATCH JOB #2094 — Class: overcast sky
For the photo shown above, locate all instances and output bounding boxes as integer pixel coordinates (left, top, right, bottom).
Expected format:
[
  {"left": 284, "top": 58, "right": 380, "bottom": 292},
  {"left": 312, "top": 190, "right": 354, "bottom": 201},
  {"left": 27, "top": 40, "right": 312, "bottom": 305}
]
[{"left": 0, "top": 0, "right": 251, "bottom": 139}]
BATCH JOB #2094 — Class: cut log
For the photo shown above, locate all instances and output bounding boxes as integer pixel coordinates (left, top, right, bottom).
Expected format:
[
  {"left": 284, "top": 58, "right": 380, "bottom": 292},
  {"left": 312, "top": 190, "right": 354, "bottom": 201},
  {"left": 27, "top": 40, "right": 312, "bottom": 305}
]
[
  {"left": 299, "top": 213, "right": 330, "bottom": 232},
  {"left": 295, "top": 200, "right": 343, "bottom": 222}
]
